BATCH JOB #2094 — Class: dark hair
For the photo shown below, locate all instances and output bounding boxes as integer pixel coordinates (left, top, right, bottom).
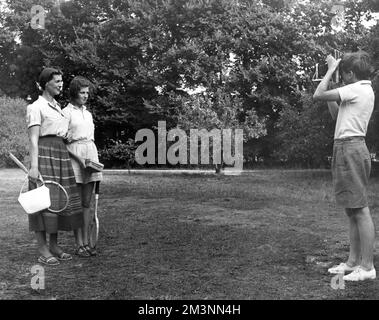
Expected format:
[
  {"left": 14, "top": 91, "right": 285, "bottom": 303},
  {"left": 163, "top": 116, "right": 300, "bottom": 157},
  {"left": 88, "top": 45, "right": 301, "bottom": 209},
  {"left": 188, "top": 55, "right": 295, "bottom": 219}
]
[
  {"left": 339, "top": 51, "right": 373, "bottom": 80},
  {"left": 38, "top": 67, "right": 62, "bottom": 90},
  {"left": 69, "top": 76, "right": 92, "bottom": 101}
]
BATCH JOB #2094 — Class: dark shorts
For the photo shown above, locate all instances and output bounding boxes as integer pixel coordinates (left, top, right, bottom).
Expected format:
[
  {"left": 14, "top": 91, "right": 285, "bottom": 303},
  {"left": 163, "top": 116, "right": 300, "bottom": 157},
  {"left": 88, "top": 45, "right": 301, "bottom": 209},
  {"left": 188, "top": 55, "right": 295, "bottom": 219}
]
[{"left": 331, "top": 136, "right": 371, "bottom": 209}]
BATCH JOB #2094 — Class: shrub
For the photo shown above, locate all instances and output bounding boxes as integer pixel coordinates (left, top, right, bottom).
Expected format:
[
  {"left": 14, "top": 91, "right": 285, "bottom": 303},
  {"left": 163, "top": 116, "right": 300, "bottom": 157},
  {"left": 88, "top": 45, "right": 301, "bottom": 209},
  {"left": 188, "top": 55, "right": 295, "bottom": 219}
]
[
  {"left": 0, "top": 96, "right": 29, "bottom": 168},
  {"left": 274, "top": 92, "right": 335, "bottom": 168},
  {"left": 98, "top": 139, "right": 137, "bottom": 169}
]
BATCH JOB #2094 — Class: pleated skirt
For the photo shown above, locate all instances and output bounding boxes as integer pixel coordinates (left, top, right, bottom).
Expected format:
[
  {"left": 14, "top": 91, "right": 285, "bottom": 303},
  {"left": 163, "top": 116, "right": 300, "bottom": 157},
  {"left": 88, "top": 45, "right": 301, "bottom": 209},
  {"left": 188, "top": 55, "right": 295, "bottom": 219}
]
[{"left": 28, "top": 136, "right": 83, "bottom": 233}]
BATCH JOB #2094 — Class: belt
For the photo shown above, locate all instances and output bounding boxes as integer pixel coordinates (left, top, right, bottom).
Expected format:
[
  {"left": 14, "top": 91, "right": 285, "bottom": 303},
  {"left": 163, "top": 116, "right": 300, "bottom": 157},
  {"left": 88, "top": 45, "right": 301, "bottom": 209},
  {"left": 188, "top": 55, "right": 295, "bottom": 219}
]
[
  {"left": 69, "top": 139, "right": 93, "bottom": 144},
  {"left": 334, "top": 136, "right": 365, "bottom": 142},
  {"left": 39, "top": 135, "right": 60, "bottom": 139}
]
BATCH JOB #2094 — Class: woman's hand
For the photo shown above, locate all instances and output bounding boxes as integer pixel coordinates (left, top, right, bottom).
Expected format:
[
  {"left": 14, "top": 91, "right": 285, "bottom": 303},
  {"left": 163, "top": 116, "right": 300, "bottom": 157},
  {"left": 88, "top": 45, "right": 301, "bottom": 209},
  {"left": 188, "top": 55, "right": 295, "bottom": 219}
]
[
  {"left": 79, "top": 158, "right": 86, "bottom": 168},
  {"left": 28, "top": 167, "right": 40, "bottom": 183},
  {"left": 326, "top": 55, "right": 341, "bottom": 73}
]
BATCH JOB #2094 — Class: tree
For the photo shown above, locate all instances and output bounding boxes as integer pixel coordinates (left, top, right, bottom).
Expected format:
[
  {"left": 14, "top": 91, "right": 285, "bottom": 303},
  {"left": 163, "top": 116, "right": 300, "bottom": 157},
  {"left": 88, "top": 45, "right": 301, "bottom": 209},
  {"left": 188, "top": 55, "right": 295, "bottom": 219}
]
[
  {"left": 275, "top": 91, "right": 335, "bottom": 167},
  {"left": 0, "top": 0, "right": 377, "bottom": 168}
]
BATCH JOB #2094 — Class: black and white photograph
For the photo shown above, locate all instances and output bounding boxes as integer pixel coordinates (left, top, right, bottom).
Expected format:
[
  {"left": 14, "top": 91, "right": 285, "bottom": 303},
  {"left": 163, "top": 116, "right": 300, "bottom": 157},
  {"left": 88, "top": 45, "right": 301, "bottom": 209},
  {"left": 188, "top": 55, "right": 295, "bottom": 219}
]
[{"left": 1, "top": 0, "right": 379, "bottom": 306}]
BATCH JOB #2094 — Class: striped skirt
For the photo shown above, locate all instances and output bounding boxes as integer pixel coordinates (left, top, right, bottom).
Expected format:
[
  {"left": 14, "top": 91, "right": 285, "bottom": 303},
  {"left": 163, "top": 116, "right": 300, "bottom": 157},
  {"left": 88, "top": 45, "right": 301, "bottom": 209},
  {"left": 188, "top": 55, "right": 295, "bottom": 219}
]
[{"left": 28, "top": 136, "right": 84, "bottom": 233}]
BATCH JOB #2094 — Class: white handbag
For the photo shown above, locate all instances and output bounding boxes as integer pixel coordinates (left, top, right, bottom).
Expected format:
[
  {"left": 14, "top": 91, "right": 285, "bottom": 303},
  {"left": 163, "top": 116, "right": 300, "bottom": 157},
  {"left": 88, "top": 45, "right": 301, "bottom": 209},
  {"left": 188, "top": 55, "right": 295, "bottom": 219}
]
[{"left": 18, "top": 177, "right": 51, "bottom": 214}]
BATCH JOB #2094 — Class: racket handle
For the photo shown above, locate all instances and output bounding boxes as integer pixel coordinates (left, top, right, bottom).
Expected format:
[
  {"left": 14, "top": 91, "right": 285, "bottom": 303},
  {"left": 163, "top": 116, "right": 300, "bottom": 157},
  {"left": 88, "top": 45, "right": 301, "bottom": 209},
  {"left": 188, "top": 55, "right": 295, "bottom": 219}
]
[
  {"left": 95, "top": 181, "right": 100, "bottom": 194},
  {"left": 9, "top": 152, "right": 28, "bottom": 174}
]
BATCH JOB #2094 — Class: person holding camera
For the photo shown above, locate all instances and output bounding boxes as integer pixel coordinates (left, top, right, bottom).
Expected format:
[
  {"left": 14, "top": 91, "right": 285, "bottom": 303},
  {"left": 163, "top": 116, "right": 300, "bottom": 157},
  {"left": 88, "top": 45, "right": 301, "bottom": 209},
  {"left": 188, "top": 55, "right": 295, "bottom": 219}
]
[{"left": 313, "top": 51, "right": 376, "bottom": 281}]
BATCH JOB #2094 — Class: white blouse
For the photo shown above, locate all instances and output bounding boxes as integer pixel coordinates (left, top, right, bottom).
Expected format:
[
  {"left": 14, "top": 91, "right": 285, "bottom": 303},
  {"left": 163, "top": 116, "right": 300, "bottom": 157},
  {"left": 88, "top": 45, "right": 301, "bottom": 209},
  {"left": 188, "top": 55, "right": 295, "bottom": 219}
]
[
  {"left": 62, "top": 103, "right": 95, "bottom": 143},
  {"left": 26, "top": 96, "right": 69, "bottom": 137}
]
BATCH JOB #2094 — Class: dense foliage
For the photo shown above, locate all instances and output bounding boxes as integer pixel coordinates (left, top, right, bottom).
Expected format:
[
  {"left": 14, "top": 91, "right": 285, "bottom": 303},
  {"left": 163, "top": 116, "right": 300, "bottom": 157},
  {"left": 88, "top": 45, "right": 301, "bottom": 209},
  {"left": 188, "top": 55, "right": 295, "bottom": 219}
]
[
  {"left": 0, "top": 0, "right": 378, "bottom": 168},
  {"left": 0, "top": 96, "right": 29, "bottom": 167}
]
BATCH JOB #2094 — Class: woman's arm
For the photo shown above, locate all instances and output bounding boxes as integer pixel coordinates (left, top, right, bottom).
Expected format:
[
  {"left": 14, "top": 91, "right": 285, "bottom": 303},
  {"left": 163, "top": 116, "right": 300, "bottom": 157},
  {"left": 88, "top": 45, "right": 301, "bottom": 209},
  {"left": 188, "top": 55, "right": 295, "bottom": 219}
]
[
  {"left": 67, "top": 150, "right": 86, "bottom": 168},
  {"left": 28, "top": 126, "right": 40, "bottom": 181},
  {"left": 63, "top": 106, "right": 87, "bottom": 168}
]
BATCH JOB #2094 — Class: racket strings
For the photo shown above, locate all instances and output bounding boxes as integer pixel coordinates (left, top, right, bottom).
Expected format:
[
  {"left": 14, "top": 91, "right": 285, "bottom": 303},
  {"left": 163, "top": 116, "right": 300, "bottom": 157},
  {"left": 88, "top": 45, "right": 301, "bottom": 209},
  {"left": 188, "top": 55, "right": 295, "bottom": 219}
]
[{"left": 44, "top": 181, "right": 69, "bottom": 213}]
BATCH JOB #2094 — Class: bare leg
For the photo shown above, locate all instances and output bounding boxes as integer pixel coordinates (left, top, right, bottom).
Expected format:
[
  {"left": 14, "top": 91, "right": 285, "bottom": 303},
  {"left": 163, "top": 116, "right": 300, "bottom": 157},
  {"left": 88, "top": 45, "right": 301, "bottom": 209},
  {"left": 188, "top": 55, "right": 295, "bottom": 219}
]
[
  {"left": 354, "top": 206, "right": 375, "bottom": 270},
  {"left": 72, "top": 182, "right": 94, "bottom": 256},
  {"left": 35, "top": 231, "right": 51, "bottom": 257},
  {"left": 73, "top": 228, "right": 84, "bottom": 247},
  {"left": 49, "top": 233, "right": 60, "bottom": 253},
  {"left": 345, "top": 208, "right": 361, "bottom": 267},
  {"left": 73, "top": 184, "right": 85, "bottom": 248},
  {"left": 81, "top": 182, "right": 95, "bottom": 246}
]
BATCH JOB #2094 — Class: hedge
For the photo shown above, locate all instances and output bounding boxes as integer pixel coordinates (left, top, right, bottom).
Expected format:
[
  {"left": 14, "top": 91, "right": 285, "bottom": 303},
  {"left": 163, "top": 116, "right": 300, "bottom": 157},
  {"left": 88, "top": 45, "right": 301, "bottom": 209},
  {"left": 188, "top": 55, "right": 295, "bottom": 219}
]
[{"left": 0, "top": 96, "right": 29, "bottom": 168}]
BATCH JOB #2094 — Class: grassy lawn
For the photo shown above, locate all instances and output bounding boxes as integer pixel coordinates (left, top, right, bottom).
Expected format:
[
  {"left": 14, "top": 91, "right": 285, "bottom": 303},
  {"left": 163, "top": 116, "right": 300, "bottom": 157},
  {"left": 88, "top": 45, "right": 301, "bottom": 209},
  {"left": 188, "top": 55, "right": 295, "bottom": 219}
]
[{"left": 1, "top": 168, "right": 379, "bottom": 300}]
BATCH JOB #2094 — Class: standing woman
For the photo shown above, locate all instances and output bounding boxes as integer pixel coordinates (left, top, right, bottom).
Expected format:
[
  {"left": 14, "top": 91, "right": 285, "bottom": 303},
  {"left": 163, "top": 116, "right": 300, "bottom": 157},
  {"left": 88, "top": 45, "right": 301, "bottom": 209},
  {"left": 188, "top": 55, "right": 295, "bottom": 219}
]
[
  {"left": 27, "top": 68, "right": 83, "bottom": 266},
  {"left": 63, "top": 76, "right": 103, "bottom": 257}
]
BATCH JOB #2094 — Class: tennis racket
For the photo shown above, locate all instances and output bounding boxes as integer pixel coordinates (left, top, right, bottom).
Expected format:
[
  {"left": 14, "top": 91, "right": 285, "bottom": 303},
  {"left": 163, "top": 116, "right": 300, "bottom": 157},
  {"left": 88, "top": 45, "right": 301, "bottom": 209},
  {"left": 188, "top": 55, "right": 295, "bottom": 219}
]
[
  {"left": 9, "top": 152, "right": 69, "bottom": 214},
  {"left": 89, "top": 181, "right": 100, "bottom": 249}
]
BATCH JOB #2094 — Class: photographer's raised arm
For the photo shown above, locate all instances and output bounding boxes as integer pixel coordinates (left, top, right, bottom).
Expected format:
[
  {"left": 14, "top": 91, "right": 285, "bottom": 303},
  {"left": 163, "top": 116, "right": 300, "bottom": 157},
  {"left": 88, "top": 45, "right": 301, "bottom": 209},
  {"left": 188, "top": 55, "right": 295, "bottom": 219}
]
[{"left": 313, "top": 55, "right": 341, "bottom": 103}]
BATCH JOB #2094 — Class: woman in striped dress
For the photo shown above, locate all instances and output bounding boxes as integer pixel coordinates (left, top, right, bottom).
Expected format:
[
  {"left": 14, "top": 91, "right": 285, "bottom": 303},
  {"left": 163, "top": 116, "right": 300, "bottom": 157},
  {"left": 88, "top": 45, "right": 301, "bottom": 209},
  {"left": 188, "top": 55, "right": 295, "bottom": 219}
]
[
  {"left": 63, "top": 76, "right": 103, "bottom": 257},
  {"left": 27, "top": 68, "right": 83, "bottom": 266}
]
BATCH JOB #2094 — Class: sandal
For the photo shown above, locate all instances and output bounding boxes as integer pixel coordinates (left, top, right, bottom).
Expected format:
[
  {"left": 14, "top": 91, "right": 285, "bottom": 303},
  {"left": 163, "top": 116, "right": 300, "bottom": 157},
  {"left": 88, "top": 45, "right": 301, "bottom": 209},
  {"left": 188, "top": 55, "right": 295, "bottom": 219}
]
[
  {"left": 75, "top": 246, "right": 91, "bottom": 257},
  {"left": 83, "top": 244, "right": 97, "bottom": 256},
  {"left": 54, "top": 252, "right": 73, "bottom": 261},
  {"left": 38, "top": 255, "right": 60, "bottom": 266}
]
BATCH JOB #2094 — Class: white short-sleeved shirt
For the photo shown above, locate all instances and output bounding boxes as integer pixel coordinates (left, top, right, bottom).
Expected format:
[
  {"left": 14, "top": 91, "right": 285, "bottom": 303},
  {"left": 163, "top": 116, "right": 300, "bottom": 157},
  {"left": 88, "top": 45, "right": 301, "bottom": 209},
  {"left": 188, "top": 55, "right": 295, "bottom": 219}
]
[
  {"left": 335, "top": 80, "right": 375, "bottom": 139},
  {"left": 26, "top": 96, "right": 69, "bottom": 137},
  {"left": 62, "top": 103, "right": 95, "bottom": 142}
]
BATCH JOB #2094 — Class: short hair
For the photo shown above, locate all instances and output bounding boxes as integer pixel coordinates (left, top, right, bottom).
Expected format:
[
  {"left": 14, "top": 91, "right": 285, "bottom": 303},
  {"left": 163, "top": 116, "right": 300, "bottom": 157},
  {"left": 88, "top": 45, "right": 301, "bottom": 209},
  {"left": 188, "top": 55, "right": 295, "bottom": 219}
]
[
  {"left": 69, "top": 76, "right": 92, "bottom": 101},
  {"left": 38, "top": 67, "right": 62, "bottom": 90},
  {"left": 339, "top": 51, "right": 373, "bottom": 80}
]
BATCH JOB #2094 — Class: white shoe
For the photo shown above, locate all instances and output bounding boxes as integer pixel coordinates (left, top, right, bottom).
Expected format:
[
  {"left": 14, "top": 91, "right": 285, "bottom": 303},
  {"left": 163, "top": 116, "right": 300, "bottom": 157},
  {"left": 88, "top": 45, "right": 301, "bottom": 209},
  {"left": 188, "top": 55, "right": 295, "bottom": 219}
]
[
  {"left": 328, "top": 262, "right": 358, "bottom": 274},
  {"left": 343, "top": 267, "right": 376, "bottom": 281}
]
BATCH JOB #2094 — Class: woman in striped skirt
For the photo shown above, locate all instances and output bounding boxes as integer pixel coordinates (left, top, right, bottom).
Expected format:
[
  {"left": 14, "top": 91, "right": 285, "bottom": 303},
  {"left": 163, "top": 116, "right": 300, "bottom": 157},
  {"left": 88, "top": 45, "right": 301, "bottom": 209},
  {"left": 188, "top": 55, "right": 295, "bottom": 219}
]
[{"left": 27, "top": 68, "right": 84, "bottom": 266}]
